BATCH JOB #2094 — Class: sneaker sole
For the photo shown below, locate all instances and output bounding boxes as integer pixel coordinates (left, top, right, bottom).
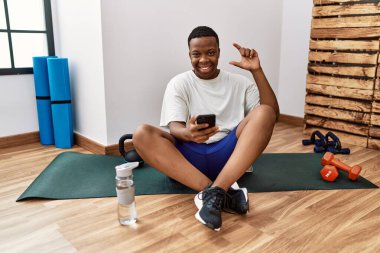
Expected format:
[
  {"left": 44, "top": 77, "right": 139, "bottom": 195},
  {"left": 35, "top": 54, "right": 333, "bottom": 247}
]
[
  {"left": 231, "top": 182, "right": 239, "bottom": 190},
  {"left": 239, "top": 187, "right": 249, "bottom": 214},
  {"left": 195, "top": 210, "right": 221, "bottom": 231},
  {"left": 241, "top": 187, "right": 248, "bottom": 202},
  {"left": 194, "top": 194, "right": 203, "bottom": 210}
]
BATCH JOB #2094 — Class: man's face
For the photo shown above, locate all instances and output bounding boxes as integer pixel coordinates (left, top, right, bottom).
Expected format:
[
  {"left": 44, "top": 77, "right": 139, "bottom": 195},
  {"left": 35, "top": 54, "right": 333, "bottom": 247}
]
[{"left": 188, "top": 36, "right": 220, "bottom": 80}]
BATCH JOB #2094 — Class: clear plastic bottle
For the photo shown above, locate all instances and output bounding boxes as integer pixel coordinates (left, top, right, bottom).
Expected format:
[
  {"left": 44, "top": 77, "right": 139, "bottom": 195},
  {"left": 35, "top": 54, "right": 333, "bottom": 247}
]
[{"left": 115, "top": 162, "right": 139, "bottom": 225}]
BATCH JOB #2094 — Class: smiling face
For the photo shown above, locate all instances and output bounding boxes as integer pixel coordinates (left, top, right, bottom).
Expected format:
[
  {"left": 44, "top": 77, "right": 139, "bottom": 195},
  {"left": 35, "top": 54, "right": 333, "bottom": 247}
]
[{"left": 188, "top": 36, "right": 220, "bottom": 80}]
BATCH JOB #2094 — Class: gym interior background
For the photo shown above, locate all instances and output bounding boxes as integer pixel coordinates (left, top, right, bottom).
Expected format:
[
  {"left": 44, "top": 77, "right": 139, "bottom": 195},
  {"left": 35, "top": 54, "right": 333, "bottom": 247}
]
[{"left": 0, "top": 0, "right": 310, "bottom": 147}]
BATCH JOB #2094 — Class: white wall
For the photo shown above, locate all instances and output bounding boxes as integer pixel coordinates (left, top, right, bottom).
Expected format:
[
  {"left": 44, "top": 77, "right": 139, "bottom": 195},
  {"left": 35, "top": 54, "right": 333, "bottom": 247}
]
[
  {"left": 101, "top": 0, "right": 283, "bottom": 144},
  {"left": 0, "top": 75, "right": 38, "bottom": 137},
  {"left": 278, "top": 0, "right": 313, "bottom": 117},
  {"left": 52, "top": 0, "right": 108, "bottom": 144}
]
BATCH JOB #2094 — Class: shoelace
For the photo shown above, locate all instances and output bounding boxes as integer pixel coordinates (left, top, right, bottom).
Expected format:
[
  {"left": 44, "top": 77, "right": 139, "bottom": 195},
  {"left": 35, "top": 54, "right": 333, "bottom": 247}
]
[{"left": 197, "top": 188, "right": 231, "bottom": 209}]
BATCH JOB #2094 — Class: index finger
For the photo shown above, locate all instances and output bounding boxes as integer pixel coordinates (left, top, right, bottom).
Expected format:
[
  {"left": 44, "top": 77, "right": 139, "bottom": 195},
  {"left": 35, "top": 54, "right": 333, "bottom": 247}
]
[{"left": 232, "top": 43, "right": 241, "bottom": 50}]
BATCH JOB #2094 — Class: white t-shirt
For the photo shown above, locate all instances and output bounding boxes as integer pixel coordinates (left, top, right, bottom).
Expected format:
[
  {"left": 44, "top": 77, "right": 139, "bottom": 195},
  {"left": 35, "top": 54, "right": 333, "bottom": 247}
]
[{"left": 160, "top": 70, "right": 260, "bottom": 143}]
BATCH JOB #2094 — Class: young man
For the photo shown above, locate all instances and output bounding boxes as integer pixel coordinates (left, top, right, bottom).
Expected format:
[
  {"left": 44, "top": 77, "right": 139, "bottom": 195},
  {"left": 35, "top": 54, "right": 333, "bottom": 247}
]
[{"left": 133, "top": 26, "right": 279, "bottom": 231}]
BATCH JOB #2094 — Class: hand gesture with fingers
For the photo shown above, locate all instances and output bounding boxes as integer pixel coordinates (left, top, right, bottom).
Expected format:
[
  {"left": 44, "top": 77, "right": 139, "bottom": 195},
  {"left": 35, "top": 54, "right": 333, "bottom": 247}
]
[
  {"left": 229, "top": 43, "right": 261, "bottom": 72},
  {"left": 187, "top": 116, "right": 219, "bottom": 143}
]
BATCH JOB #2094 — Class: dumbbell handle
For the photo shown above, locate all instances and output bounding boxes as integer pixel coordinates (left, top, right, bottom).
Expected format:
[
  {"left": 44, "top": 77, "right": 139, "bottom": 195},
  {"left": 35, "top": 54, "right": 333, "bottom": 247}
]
[{"left": 327, "top": 158, "right": 352, "bottom": 172}]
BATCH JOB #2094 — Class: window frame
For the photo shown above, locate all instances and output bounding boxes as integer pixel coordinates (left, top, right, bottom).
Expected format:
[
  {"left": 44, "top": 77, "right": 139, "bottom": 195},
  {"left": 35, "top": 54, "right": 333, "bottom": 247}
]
[{"left": 0, "top": 0, "right": 55, "bottom": 75}]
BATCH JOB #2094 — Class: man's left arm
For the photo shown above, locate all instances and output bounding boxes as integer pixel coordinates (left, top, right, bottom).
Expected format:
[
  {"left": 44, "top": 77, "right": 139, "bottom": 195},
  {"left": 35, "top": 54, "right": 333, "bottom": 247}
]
[
  {"left": 230, "top": 43, "right": 280, "bottom": 119},
  {"left": 250, "top": 67, "right": 279, "bottom": 118}
]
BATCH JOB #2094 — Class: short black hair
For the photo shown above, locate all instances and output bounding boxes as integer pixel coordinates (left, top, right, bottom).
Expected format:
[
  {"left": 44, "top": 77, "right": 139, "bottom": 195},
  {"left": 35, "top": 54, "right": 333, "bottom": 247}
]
[{"left": 188, "top": 26, "right": 219, "bottom": 47}]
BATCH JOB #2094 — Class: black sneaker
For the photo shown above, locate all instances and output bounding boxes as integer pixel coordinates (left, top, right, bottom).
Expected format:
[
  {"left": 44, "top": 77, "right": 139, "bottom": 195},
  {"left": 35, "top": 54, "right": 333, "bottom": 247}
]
[
  {"left": 223, "top": 184, "right": 249, "bottom": 214},
  {"left": 194, "top": 186, "right": 226, "bottom": 231}
]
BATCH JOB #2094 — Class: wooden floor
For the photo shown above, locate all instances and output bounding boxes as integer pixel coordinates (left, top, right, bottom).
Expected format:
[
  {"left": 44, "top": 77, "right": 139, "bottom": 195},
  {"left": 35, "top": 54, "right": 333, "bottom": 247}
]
[{"left": 1, "top": 122, "right": 379, "bottom": 253}]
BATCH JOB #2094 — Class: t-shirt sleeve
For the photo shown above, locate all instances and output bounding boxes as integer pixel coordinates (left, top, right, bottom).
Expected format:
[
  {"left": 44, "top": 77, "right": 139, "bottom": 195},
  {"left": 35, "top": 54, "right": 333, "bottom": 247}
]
[
  {"left": 160, "top": 79, "right": 189, "bottom": 127},
  {"left": 245, "top": 80, "right": 260, "bottom": 115}
]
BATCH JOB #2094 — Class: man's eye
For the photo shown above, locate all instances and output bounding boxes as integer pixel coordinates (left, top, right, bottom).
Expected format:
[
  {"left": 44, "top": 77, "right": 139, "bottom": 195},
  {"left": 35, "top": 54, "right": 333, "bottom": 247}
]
[
  {"left": 192, "top": 53, "right": 200, "bottom": 57},
  {"left": 208, "top": 52, "right": 215, "bottom": 56}
]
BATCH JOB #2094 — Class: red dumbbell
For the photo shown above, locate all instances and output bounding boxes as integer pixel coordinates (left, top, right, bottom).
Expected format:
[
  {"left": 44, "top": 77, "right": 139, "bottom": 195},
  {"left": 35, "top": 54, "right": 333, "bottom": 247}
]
[
  {"left": 320, "top": 165, "right": 339, "bottom": 182},
  {"left": 321, "top": 152, "right": 362, "bottom": 181}
]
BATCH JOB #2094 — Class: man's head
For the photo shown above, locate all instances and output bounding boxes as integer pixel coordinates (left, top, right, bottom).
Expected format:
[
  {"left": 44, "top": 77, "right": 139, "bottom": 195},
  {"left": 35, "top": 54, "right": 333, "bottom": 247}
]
[
  {"left": 188, "top": 26, "right": 220, "bottom": 80},
  {"left": 188, "top": 26, "right": 219, "bottom": 48}
]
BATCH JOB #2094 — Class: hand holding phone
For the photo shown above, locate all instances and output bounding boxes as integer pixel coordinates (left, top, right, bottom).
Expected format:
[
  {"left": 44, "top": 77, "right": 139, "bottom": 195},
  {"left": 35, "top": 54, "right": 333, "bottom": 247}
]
[{"left": 196, "top": 114, "right": 216, "bottom": 130}]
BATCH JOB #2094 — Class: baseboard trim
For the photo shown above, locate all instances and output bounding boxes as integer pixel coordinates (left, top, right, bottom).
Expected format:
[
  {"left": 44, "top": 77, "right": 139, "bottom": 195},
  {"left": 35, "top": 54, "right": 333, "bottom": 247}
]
[
  {"left": 0, "top": 131, "right": 131, "bottom": 156},
  {"left": 2, "top": 114, "right": 304, "bottom": 153},
  {"left": 0, "top": 131, "right": 108, "bottom": 154},
  {"left": 0, "top": 131, "right": 40, "bottom": 149},
  {"left": 278, "top": 114, "right": 304, "bottom": 127},
  {"left": 105, "top": 142, "right": 134, "bottom": 156},
  {"left": 73, "top": 133, "right": 134, "bottom": 156},
  {"left": 74, "top": 133, "right": 106, "bottom": 155}
]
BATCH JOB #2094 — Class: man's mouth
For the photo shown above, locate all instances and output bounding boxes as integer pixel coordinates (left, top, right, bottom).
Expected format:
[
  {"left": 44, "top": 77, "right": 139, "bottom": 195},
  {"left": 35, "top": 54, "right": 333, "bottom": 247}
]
[{"left": 198, "top": 65, "right": 212, "bottom": 73}]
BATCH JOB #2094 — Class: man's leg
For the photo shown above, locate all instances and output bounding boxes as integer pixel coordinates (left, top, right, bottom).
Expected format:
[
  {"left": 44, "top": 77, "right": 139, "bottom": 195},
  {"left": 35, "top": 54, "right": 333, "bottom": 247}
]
[
  {"left": 212, "top": 104, "right": 277, "bottom": 190},
  {"left": 132, "top": 124, "right": 212, "bottom": 191}
]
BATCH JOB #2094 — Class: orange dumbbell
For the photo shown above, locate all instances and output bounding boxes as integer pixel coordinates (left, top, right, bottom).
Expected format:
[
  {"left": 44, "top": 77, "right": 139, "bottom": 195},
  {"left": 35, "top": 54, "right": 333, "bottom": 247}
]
[
  {"left": 320, "top": 165, "right": 339, "bottom": 182},
  {"left": 321, "top": 152, "right": 362, "bottom": 181}
]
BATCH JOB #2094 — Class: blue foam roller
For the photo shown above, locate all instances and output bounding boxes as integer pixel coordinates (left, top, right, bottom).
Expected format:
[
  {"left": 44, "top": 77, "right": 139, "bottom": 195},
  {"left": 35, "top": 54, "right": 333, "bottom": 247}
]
[
  {"left": 33, "top": 56, "right": 57, "bottom": 96},
  {"left": 51, "top": 103, "right": 74, "bottom": 148},
  {"left": 47, "top": 58, "right": 71, "bottom": 101},
  {"left": 33, "top": 56, "right": 57, "bottom": 145},
  {"left": 36, "top": 99, "right": 54, "bottom": 145}
]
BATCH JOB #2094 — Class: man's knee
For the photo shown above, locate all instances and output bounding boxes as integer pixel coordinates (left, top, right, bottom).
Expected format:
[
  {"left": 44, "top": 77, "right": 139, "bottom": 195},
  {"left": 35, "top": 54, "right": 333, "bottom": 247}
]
[
  {"left": 133, "top": 124, "right": 173, "bottom": 150},
  {"left": 133, "top": 124, "right": 156, "bottom": 147},
  {"left": 250, "top": 104, "right": 277, "bottom": 124}
]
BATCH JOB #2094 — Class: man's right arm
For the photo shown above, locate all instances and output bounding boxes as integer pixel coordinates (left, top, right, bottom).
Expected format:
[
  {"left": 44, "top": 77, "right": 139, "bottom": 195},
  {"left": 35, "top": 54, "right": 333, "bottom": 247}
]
[{"left": 169, "top": 121, "right": 189, "bottom": 141}]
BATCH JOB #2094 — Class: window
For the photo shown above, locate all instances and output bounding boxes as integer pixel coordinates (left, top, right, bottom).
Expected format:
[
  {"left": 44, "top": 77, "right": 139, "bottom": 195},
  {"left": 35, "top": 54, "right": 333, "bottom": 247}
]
[{"left": 0, "top": 0, "right": 55, "bottom": 75}]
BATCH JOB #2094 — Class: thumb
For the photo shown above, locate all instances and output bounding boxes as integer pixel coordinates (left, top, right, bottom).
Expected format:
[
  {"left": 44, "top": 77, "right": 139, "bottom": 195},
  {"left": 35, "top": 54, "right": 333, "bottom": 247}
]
[
  {"left": 189, "top": 115, "right": 197, "bottom": 124},
  {"left": 229, "top": 61, "right": 242, "bottom": 68}
]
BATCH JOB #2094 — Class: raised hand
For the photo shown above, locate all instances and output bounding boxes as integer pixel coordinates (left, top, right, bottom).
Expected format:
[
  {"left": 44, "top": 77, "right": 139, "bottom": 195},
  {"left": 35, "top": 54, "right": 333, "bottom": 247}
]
[{"left": 229, "top": 43, "right": 261, "bottom": 72}]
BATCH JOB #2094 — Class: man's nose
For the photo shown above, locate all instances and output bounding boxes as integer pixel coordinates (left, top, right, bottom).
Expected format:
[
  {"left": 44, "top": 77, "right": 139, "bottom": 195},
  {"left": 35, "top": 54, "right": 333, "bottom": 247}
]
[{"left": 199, "top": 55, "right": 209, "bottom": 62}]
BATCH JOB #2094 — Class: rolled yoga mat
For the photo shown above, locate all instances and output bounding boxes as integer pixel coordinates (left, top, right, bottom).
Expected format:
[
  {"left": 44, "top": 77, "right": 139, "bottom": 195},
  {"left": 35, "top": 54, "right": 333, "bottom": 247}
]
[
  {"left": 47, "top": 58, "right": 74, "bottom": 148},
  {"left": 32, "top": 56, "right": 57, "bottom": 145},
  {"left": 17, "top": 152, "right": 378, "bottom": 201}
]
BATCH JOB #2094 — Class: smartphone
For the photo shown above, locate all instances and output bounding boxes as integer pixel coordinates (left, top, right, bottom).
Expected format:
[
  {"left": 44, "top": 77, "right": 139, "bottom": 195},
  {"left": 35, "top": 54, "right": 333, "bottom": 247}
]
[{"left": 196, "top": 114, "right": 216, "bottom": 129}]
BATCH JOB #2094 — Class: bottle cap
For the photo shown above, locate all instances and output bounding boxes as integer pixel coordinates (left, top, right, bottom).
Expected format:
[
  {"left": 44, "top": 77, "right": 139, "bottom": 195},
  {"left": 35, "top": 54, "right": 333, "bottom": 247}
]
[{"left": 115, "top": 162, "right": 139, "bottom": 177}]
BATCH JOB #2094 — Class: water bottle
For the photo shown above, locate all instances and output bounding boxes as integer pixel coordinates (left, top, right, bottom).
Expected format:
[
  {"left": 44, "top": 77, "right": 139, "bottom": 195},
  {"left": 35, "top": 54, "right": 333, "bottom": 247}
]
[{"left": 115, "top": 162, "right": 139, "bottom": 225}]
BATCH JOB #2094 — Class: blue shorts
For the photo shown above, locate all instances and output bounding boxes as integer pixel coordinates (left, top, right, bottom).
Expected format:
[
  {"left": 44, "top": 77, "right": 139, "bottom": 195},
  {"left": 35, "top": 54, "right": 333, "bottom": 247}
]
[{"left": 175, "top": 127, "right": 238, "bottom": 181}]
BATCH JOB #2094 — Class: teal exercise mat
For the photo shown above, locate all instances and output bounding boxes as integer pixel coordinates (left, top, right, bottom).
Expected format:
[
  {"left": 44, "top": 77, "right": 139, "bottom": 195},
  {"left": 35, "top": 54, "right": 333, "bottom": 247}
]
[{"left": 17, "top": 152, "right": 378, "bottom": 201}]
